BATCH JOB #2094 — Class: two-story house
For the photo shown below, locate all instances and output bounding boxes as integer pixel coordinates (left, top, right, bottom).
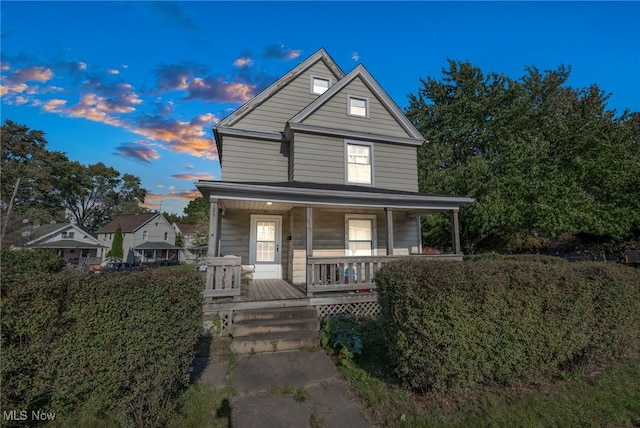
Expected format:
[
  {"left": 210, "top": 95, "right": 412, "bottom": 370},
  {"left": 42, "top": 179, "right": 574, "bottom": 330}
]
[
  {"left": 172, "top": 222, "right": 208, "bottom": 263},
  {"left": 96, "top": 213, "right": 179, "bottom": 265},
  {"left": 196, "top": 48, "right": 473, "bottom": 299}
]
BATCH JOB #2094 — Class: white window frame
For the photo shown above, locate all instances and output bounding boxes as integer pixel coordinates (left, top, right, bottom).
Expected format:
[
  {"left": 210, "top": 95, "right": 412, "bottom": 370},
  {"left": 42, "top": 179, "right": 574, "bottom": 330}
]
[
  {"left": 347, "top": 94, "right": 369, "bottom": 118},
  {"left": 142, "top": 230, "right": 148, "bottom": 241},
  {"left": 345, "top": 140, "right": 374, "bottom": 186},
  {"left": 345, "top": 214, "right": 377, "bottom": 257},
  {"left": 310, "top": 74, "right": 331, "bottom": 95}
]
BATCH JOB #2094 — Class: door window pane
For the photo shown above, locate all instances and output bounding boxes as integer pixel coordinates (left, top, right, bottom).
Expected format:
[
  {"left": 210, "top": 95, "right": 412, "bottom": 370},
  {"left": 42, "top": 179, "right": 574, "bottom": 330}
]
[
  {"left": 257, "top": 221, "right": 275, "bottom": 241},
  {"left": 256, "top": 242, "right": 275, "bottom": 262}
]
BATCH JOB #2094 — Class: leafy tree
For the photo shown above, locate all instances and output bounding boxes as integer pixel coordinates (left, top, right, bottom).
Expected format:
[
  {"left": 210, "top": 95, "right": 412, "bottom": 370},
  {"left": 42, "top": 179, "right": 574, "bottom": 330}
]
[
  {"left": 107, "top": 226, "right": 124, "bottom": 259},
  {"left": 406, "top": 61, "right": 640, "bottom": 253},
  {"left": 60, "top": 162, "right": 148, "bottom": 232},
  {"left": 1, "top": 120, "right": 68, "bottom": 226},
  {"left": 182, "top": 196, "right": 209, "bottom": 225}
]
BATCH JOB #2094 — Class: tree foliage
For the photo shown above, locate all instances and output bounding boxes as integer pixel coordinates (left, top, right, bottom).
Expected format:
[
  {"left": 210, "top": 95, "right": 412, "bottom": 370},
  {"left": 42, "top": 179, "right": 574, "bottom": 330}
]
[
  {"left": 107, "top": 226, "right": 124, "bottom": 259},
  {"left": 182, "top": 196, "right": 209, "bottom": 225},
  {"left": 1, "top": 120, "right": 147, "bottom": 235},
  {"left": 406, "top": 61, "right": 640, "bottom": 253}
]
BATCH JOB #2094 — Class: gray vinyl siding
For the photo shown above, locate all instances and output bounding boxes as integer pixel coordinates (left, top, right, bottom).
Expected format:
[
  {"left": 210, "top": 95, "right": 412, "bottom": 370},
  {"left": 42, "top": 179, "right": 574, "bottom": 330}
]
[
  {"left": 290, "top": 133, "right": 418, "bottom": 191},
  {"left": 219, "top": 210, "right": 289, "bottom": 278},
  {"left": 290, "top": 133, "right": 344, "bottom": 184},
  {"left": 233, "top": 62, "right": 341, "bottom": 133},
  {"left": 300, "top": 76, "right": 411, "bottom": 139},
  {"left": 221, "top": 136, "right": 288, "bottom": 182},
  {"left": 374, "top": 143, "right": 419, "bottom": 192}
]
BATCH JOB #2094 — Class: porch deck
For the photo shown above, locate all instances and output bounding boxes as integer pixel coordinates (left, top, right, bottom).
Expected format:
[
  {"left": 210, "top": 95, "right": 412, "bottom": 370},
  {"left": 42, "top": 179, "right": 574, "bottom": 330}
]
[{"left": 245, "top": 279, "right": 306, "bottom": 301}]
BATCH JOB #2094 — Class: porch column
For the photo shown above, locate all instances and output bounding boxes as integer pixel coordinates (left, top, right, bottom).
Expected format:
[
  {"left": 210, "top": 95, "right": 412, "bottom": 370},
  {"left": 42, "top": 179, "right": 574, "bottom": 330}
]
[
  {"left": 306, "top": 206, "right": 313, "bottom": 296},
  {"left": 385, "top": 207, "right": 394, "bottom": 256},
  {"left": 208, "top": 198, "right": 219, "bottom": 258},
  {"left": 450, "top": 210, "right": 461, "bottom": 254}
]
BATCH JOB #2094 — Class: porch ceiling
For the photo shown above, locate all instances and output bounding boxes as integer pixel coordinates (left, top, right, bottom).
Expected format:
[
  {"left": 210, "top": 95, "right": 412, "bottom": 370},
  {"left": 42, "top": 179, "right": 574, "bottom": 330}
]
[{"left": 196, "top": 180, "right": 474, "bottom": 212}]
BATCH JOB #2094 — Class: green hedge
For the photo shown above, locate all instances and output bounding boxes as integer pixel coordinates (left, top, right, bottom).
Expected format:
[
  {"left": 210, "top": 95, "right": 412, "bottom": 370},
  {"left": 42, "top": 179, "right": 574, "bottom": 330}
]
[
  {"left": 1, "top": 250, "right": 204, "bottom": 427},
  {"left": 376, "top": 258, "right": 640, "bottom": 393}
]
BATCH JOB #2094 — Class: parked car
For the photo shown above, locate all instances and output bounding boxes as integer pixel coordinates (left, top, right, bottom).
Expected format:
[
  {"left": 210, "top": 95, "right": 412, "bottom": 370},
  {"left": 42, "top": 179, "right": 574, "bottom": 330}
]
[
  {"left": 195, "top": 262, "right": 207, "bottom": 272},
  {"left": 96, "top": 262, "right": 135, "bottom": 273}
]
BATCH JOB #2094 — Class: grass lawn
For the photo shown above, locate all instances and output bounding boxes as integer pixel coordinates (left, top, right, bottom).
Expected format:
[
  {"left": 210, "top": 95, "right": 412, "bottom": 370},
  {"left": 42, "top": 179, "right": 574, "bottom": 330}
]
[{"left": 337, "top": 319, "right": 640, "bottom": 428}]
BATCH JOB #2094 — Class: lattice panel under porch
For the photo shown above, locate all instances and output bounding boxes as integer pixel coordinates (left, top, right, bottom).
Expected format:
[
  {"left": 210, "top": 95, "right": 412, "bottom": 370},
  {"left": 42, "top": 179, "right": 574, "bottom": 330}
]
[
  {"left": 203, "top": 310, "right": 232, "bottom": 336},
  {"left": 315, "top": 301, "right": 380, "bottom": 319}
]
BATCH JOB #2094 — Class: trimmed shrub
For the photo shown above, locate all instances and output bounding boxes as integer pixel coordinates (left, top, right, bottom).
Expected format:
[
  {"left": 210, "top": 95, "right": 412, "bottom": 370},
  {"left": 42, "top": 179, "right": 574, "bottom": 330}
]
[
  {"left": 376, "top": 259, "right": 640, "bottom": 393},
  {"left": 1, "top": 248, "right": 66, "bottom": 276},
  {"left": 1, "top": 265, "right": 204, "bottom": 427}
]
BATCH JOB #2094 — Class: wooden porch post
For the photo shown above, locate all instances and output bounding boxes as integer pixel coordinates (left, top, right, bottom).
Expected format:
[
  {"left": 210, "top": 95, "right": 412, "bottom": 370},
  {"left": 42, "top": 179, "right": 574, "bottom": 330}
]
[
  {"left": 385, "top": 207, "right": 394, "bottom": 256},
  {"left": 208, "top": 198, "right": 219, "bottom": 258},
  {"left": 306, "top": 206, "right": 313, "bottom": 296},
  {"left": 450, "top": 210, "right": 461, "bottom": 254}
]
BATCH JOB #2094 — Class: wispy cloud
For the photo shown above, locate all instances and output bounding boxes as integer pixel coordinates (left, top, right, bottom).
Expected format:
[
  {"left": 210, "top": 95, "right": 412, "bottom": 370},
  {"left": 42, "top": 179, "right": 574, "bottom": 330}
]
[
  {"left": 352, "top": 52, "right": 360, "bottom": 62},
  {"left": 263, "top": 44, "right": 301, "bottom": 60},
  {"left": 143, "top": 188, "right": 202, "bottom": 209},
  {"left": 114, "top": 142, "right": 160, "bottom": 164},
  {"left": 171, "top": 172, "right": 214, "bottom": 180}
]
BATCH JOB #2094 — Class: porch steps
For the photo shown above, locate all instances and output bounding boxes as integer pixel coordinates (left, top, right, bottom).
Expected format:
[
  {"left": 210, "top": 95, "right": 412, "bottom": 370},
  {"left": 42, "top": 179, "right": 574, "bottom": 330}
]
[{"left": 231, "top": 307, "right": 319, "bottom": 354}]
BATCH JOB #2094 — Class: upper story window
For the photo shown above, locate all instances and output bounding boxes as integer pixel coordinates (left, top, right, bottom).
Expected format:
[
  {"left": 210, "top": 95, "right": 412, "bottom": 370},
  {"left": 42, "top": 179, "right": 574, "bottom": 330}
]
[
  {"left": 143, "top": 230, "right": 148, "bottom": 241},
  {"left": 348, "top": 95, "right": 368, "bottom": 117},
  {"left": 311, "top": 75, "right": 330, "bottom": 95},
  {"left": 164, "top": 232, "right": 168, "bottom": 241},
  {"left": 62, "top": 231, "right": 75, "bottom": 239},
  {"left": 346, "top": 142, "right": 373, "bottom": 185}
]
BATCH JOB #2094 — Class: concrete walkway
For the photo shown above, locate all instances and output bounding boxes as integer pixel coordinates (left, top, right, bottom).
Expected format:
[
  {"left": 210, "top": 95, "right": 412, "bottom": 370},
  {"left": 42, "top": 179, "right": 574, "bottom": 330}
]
[{"left": 193, "top": 349, "right": 372, "bottom": 427}]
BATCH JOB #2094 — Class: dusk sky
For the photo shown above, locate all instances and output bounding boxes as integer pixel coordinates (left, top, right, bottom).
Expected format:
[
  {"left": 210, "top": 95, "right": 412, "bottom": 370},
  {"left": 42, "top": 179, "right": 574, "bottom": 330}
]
[{"left": 2, "top": 1, "right": 638, "bottom": 215}]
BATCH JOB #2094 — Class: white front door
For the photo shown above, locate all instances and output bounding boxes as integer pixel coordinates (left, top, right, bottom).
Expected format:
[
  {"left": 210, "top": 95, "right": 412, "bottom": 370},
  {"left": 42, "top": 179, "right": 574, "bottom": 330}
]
[{"left": 250, "top": 215, "right": 282, "bottom": 279}]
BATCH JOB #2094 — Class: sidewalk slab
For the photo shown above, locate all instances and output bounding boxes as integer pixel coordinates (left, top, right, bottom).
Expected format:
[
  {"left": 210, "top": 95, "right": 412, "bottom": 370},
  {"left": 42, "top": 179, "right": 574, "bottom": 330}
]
[{"left": 232, "top": 350, "right": 337, "bottom": 393}]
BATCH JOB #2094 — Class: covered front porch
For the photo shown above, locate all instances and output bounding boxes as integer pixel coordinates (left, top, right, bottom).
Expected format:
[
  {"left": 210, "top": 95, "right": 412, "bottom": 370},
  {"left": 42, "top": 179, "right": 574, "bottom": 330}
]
[{"left": 195, "top": 181, "right": 473, "bottom": 300}]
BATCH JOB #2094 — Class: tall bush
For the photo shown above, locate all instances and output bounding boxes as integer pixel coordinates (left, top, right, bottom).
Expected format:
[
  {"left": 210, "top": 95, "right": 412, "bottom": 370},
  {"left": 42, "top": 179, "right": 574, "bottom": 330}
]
[
  {"left": 376, "top": 258, "right": 640, "bottom": 393},
  {"left": 1, "top": 251, "right": 204, "bottom": 427}
]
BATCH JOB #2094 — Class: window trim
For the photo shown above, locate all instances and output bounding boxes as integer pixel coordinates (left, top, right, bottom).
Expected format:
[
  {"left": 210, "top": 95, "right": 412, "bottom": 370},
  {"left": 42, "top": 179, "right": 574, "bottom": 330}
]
[
  {"left": 344, "top": 214, "right": 377, "bottom": 257},
  {"left": 344, "top": 140, "right": 375, "bottom": 186},
  {"left": 142, "top": 230, "right": 148, "bottom": 241},
  {"left": 347, "top": 94, "right": 369, "bottom": 118},
  {"left": 310, "top": 74, "right": 331, "bottom": 95}
]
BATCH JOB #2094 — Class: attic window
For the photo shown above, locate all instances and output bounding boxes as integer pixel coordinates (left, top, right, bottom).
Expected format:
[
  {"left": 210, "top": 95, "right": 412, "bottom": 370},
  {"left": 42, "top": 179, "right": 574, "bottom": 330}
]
[
  {"left": 311, "top": 76, "right": 330, "bottom": 95},
  {"left": 348, "top": 95, "right": 368, "bottom": 117}
]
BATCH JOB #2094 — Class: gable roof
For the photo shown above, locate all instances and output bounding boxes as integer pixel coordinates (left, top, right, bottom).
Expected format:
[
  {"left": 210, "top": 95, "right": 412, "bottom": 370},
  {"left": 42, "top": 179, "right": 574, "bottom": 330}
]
[
  {"left": 174, "top": 223, "right": 206, "bottom": 235},
  {"left": 22, "top": 223, "right": 106, "bottom": 248},
  {"left": 214, "top": 49, "right": 345, "bottom": 154},
  {"left": 288, "top": 64, "right": 425, "bottom": 144},
  {"left": 96, "top": 213, "right": 162, "bottom": 234}
]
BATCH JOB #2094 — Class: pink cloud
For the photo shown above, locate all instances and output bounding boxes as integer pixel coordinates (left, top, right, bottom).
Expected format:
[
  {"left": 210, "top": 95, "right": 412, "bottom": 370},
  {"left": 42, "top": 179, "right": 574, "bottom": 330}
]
[
  {"left": 142, "top": 188, "right": 202, "bottom": 209},
  {"left": 12, "top": 66, "right": 53, "bottom": 82},
  {"left": 234, "top": 57, "right": 253, "bottom": 68},
  {"left": 263, "top": 44, "right": 301, "bottom": 60},
  {"left": 171, "top": 173, "right": 214, "bottom": 180}
]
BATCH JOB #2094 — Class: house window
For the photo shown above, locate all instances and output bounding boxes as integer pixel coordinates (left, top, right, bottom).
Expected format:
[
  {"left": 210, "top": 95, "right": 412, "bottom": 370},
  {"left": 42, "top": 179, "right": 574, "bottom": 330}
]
[
  {"left": 348, "top": 95, "right": 368, "bottom": 117},
  {"left": 346, "top": 142, "right": 373, "bottom": 185},
  {"left": 164, "top": 232, "right": 168, "bottom": 241},
  {"left": 143, "top": 230, "right": 148, "bottom": 241},
  {"left": 345, "top": 215, "right": 377, "bottom": 256},
  {"left": 68, "top": 232, "right": 74, "bottom": 239},
  {"left": 62, "top": 231, "right": 67, "bottom": 238},
  {"left": 311, "top": 76, "right": 330, "bottom": 94}
]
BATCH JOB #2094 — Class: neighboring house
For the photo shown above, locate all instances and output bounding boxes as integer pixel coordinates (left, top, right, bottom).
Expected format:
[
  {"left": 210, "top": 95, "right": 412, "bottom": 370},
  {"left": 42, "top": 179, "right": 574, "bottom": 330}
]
[
  {"left": 172, "top": 222, "right": 208, "bottom": 263},
  {"left": 96, "top": 213, "right": 179, "bottom": 265},
  {"left": 18, "top": 222, "right": 107, "bottom": 265},
  {"left": 195, "top": 48, "right": 474, "bottom": 296}
]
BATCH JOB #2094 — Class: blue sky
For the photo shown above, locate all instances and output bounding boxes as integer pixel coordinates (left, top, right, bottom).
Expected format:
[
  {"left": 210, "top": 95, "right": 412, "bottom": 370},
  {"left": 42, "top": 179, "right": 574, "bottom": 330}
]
[{"left": 2, "top": 1, "right": 639, "bottom": 215}]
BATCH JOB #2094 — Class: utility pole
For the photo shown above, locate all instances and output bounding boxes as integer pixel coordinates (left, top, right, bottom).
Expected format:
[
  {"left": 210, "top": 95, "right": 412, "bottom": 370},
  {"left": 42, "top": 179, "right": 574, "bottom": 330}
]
[{"left": 1, "top": 177, "right": 21, "bottom": 244}]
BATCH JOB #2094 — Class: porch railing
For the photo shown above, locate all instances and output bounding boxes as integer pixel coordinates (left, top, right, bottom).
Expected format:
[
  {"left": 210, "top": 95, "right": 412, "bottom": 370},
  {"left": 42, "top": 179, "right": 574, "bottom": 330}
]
[
  {"left": 203, "top": 256, "right": 242, "bottom": 298},
  {"left": 306, "top": 254, "right": 464, "bottom": 295}
]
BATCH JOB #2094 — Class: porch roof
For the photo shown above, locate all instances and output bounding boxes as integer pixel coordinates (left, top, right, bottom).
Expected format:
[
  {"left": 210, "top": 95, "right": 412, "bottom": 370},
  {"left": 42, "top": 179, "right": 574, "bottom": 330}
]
[
  {"left": 195, "top": 180, "right": 474, "bottom": 212},
  {"left": 33, "top": 240, "right": 107, "bottom": 249},
  {"left": 134, "top": 242, "right": 181, "bottom": 250}
]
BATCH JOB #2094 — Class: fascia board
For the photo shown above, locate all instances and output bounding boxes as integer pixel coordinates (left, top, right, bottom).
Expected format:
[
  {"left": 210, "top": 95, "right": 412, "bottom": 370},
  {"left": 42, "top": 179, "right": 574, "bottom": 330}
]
[{"left": 286, "top": 122, "right": 423, "bottom": 146}]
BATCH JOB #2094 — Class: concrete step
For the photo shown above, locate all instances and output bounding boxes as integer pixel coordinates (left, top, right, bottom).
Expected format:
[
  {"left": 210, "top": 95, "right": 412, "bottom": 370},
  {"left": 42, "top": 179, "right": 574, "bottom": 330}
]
[
  {"left": 234, "top": 306, "right": 318, "bottom": 323},
  {"left": 230, "top": 330, "right": 319, "bottom": 354},
  {"left": 233, "top": 317, "right": 319, "bottom": 337}
]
